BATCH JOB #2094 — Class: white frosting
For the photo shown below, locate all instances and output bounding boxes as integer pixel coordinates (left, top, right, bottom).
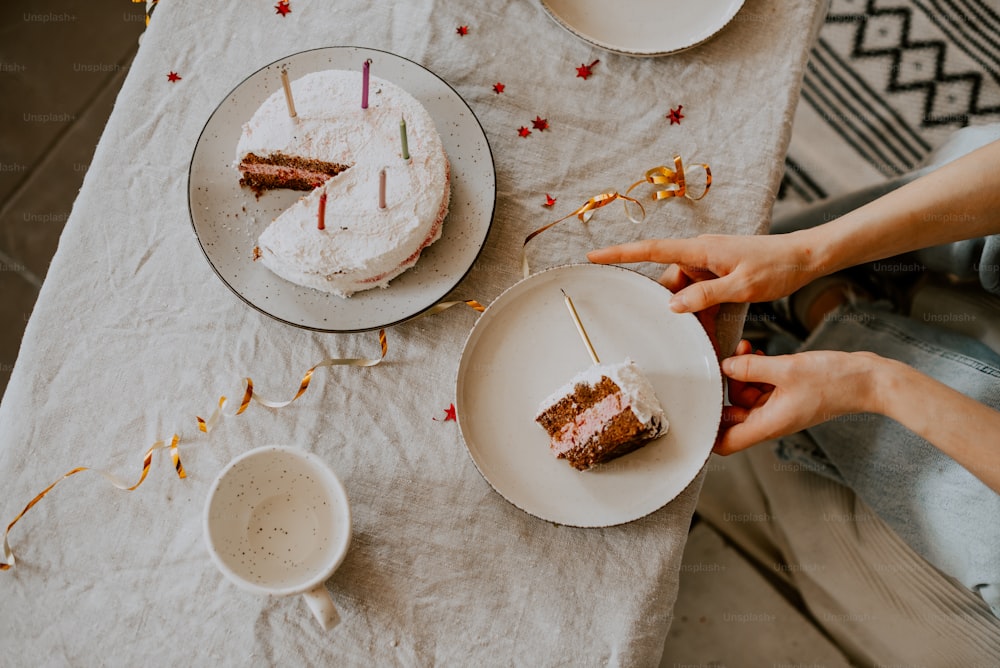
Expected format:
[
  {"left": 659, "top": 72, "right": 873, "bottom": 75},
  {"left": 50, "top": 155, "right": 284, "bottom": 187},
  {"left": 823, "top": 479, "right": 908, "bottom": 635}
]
[
  {"left": 238, "top": 70, "right": 450, "bottom": 297},
  {"left": 536, "top": 358, "right": 667, "bottom": 429}
]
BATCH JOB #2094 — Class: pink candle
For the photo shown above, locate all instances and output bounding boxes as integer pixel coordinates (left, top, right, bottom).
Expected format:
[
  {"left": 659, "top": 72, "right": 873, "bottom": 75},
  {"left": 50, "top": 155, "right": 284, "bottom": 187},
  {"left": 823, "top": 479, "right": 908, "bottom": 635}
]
[
  {"left": 317, "top": 192, "right": 327, "bottom": 230},
  {"left": 362, "top": 59, "right": 371, "bottom": 109},
  {"left": 378, "top": 168, "right": 387, "bottom": 210}
]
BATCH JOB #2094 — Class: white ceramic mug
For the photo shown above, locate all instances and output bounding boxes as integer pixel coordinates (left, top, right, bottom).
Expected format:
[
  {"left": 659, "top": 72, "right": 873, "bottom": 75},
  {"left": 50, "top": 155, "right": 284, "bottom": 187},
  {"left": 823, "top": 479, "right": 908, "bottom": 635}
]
[{"left": 204, "top": 445, "right": 352, "bottom": 630}]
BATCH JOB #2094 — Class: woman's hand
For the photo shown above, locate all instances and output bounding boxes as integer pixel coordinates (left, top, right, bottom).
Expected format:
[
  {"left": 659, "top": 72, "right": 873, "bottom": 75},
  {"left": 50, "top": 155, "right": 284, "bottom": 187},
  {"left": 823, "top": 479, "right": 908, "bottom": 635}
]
[
  {"left": 716, "top": 343, "right": 881, "bottom": 455},
  {"left": 587, "top": 233, "right": 824, "bottom": 312}
]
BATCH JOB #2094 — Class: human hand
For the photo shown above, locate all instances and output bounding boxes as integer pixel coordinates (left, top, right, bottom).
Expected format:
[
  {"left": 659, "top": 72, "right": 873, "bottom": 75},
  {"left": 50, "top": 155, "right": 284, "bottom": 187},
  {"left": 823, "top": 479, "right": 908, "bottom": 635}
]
[
  {"left": 587, "top": 233, "right": 822, "bottom": 313},
  {"left": 716, "top": 343, "right": 881, "bottom": 455}
]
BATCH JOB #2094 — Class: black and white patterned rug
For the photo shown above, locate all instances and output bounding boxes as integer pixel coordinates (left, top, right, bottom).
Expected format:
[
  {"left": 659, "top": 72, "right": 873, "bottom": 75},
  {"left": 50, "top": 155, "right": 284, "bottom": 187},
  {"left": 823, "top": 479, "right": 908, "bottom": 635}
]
[{"left": 775, "top": 0, "right": 1000, "bottom": 218}]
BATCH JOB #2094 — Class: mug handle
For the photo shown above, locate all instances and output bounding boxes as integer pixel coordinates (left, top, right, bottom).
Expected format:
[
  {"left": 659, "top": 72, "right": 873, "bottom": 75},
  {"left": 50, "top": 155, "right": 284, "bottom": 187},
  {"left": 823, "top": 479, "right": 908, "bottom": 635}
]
[{"left": 302, "top": 584, "right": 341, "bottom": 630}]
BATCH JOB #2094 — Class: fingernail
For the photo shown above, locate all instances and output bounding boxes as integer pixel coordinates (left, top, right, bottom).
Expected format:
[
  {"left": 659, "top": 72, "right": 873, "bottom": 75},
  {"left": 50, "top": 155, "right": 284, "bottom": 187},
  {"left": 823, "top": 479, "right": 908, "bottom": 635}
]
[
  {"left": 721, "top": 358, "right": 734, "bottom": 374},
  {"left": 670, "top": 293, "right": 688, "bottom": 312}
]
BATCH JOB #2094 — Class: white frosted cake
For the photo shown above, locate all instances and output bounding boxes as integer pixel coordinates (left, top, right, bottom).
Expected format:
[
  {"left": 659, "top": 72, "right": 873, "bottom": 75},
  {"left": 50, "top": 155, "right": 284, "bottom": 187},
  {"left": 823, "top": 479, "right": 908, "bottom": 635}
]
[
  {"left": 236, "top": 69, "right": 450, "bottom": 297},
  {"left": 535, "top": 359, "right": 668, "bottom": 471}
]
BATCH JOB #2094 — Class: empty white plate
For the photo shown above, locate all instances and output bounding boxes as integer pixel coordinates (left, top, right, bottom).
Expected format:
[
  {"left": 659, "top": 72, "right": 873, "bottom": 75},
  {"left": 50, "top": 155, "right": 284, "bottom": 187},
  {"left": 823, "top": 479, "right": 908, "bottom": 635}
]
[{"left": 540, "top": 0, "right": 746, "bottom": 57}]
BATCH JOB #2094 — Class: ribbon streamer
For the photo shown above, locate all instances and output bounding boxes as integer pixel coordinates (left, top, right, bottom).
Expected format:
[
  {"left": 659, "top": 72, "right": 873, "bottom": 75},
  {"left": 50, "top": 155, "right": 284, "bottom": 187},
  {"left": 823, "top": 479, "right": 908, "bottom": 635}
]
[
  {"left": 625, "top": 155, "right": 712, "bottom": 202},
  {"left": 2, "top": 435, "right": 183, "bottom": 571},
  {"left": 196, "top": 328, "right": 389, "bottom": 433},
  {"left": 521, "top": 155, "right": 710, "bottom": 278},
  {"left": 522, "top": 191, "right": 644, "bottom": 278},
  {"left": 2, "top": 300, "right": 485, "bottom": 571}
]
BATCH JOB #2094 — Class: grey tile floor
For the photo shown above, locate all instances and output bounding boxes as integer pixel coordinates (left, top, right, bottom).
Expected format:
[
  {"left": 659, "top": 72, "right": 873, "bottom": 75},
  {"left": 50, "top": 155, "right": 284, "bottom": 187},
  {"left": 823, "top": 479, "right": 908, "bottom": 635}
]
[
  {"left": 0, "top": 0, "right": 145, "bottom": 398},
  {"left": 0, "top": 3, "right": 849, "bottom": 663}
]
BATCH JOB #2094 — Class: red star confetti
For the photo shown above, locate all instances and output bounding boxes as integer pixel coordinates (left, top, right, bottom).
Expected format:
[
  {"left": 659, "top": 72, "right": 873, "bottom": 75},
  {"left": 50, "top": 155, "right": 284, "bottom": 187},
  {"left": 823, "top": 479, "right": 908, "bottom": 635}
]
[
  {"left": 166, "top": 71, "right": 181, "bottom": 83},
  {"left": 576, "top": 59, "right": 599, "bottom": 80},
  {"left": 456, "top": 25, "right": 469, "bottom": 36},
  {"left": 531, "top": 116, "right": 549, "bottom": 131},
  {"left": 493, "top": 82, "right": 505, "bottom": 94},
  {"left": 275, "top": 1, "right": 291, "bottom": 16},
  {"left": 518, "top": 126, "right": 531, "bottom": 138},
  {"left": 667, "top": 105, "right": 685, "bottom": 125},
  {"left": 433, "top": 403, "right": 458, "bottom": 422},
  {"left": 543, "top": 194, "right": 557, "bottom": 207}
]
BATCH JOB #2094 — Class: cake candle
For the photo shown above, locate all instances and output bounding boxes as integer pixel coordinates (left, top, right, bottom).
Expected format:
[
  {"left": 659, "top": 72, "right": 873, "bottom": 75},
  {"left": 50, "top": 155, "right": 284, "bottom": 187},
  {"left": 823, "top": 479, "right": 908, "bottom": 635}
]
[
  {"left": 378, "top": 168, "right": 387, "bottom": 210},
  {"left": 561, "top": 289, "right": 600, "bottom": 365},
  {"left": 280, "top": 68, "right": 297, "bottom": 118},
  {"left": 400, "top": 117, "right": 410, "bottom": 160},
  {"left": 361, "top": 59, "right": 371, "bottom": 109},
  {"left": 317, "top": 192, "right": 327, "bottom": 230}
]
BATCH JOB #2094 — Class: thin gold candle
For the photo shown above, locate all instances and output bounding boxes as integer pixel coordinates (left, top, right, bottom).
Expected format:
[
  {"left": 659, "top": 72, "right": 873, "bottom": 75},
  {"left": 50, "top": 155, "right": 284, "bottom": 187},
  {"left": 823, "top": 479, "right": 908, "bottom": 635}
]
[
  {"left": 280, "top": 68, "right": 297, "bottom": 118},
  {"left": 561, "top": 289, "right": 600, "bottom": 365}
]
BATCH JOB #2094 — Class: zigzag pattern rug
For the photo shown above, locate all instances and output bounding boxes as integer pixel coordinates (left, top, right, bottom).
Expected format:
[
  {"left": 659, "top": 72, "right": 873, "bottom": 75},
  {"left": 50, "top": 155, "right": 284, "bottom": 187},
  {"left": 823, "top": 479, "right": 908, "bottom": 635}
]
[{"left": 775, "top": 0, "right": 1000, "bottom": 219}]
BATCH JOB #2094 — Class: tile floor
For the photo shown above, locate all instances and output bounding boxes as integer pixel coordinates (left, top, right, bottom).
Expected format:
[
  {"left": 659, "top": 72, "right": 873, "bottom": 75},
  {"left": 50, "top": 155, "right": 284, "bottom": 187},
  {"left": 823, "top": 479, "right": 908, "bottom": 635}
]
[
  {"left": 0, "top": 0, "right": 145, "bottom": 398},
  {"left": 0, "top": 2, "right": 852, "bottom": 664}
]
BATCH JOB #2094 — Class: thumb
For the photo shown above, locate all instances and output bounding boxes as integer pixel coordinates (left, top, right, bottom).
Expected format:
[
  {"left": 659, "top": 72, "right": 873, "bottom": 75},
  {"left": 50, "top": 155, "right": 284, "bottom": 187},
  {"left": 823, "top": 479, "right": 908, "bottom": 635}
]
[
  {"left": 721, "top": 352, "right": 785, "bottom": 385},
  {"left": 715, "top": 410, "right": 783, "bottom": 455}
]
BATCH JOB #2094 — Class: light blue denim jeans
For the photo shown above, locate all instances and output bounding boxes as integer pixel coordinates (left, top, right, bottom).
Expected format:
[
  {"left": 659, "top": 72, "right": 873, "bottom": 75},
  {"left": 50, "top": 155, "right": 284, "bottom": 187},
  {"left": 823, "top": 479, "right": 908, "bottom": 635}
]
[{"left": 775, "top": 303, "right": 1000, "bottom": 616}]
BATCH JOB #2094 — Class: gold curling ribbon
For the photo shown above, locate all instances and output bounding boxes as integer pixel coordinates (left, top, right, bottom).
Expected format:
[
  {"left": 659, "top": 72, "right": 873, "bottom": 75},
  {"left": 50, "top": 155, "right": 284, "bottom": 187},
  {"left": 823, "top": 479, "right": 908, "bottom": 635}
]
[
  {"left": 420, "top": 299, "right": 486, "bottom": 317},
  {"left": 2, "top": 435, "right": 183, "bottom": 571},
  {"left": 522, "top": 156, "right": 711, "bottom": 278},
  {"left": 522, "top": 191, "right": 644, "bottom": 278},
  {"left": 2, "top": 300, "right": 486, "bottom": 570},
  {"left": 196, "top": 328, "right": 389, "bottom": 433},
  {"left": 625, "top": 155, "right": 712, "bottom": 202}
]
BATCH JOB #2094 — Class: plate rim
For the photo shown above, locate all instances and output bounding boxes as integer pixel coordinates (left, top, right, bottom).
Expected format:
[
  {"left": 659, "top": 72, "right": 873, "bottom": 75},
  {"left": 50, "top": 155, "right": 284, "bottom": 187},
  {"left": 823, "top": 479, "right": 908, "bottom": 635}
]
[
  {"left": 187, "top": 46, "right": 497, "bottom": 333},
  {"left": 454, "top": 262, "right": 723, "bottom": 527},
  {"left": 538, "top": 0, "right": 747, "bottom": 57}
]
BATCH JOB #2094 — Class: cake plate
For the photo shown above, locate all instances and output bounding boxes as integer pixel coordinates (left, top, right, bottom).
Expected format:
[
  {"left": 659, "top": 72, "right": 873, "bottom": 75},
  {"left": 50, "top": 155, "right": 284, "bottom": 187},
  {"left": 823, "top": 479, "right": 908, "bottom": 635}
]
[
  {"left": 188, "top": 47, "right": 496, "bottom": 332},
  {"left": 455, "top": 263, "right": 723, "bottom": 527}
]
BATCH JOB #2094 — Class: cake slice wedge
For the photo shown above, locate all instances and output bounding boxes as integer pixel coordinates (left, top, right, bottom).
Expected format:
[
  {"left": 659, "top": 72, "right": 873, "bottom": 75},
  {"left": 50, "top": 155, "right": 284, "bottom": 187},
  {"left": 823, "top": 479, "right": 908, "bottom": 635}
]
[{"left": 535, "top": 359, "right": 667, "bottom": 471}]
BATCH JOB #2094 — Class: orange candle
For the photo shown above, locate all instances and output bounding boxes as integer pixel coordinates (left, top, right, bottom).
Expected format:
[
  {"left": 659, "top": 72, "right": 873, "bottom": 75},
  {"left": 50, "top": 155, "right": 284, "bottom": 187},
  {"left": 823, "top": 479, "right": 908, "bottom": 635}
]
[{"left": 378, "top": 168, "right": 387, "bottom": 210}]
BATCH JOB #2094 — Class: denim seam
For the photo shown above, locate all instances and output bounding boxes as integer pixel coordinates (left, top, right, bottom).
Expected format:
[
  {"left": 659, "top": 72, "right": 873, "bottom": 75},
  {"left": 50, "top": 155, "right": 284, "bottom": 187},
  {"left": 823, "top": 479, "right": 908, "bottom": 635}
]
[{"left": 855, "top": 315, "right": 1000, "bottom": 379}]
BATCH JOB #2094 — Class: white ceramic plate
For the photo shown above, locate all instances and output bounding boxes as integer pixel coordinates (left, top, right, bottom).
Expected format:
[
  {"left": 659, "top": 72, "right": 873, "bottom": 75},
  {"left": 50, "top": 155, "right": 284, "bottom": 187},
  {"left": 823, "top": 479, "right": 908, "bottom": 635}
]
[
  {"left": 188, "top": 47, "right": 496, "bottom": 332},
  {"left": 456, "top": 264, "right": 722, "bottom": 527},
  {"left": 540, "top": 0, "right": 746, "bottom": 57}
]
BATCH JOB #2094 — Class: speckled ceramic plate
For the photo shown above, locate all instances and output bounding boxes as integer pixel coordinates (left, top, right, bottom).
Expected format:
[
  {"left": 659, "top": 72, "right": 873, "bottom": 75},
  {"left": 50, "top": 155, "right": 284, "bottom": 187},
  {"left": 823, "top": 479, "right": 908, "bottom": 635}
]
[
  {"left": 456, "top": 264, "right": 723, "bottom": 527},
  {"left": 540, "top": 0, "right": 746, "bottom": 57},
  {"left": 189, "top": 47, "right": 496, "bottom": 332}
]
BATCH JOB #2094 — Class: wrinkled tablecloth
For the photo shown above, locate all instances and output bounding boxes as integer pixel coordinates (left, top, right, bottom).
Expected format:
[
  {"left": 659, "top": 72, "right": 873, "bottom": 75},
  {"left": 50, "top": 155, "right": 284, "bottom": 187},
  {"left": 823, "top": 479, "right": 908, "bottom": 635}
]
[{"left": 0, "top": 1, "right": 825, "bottom": 665}]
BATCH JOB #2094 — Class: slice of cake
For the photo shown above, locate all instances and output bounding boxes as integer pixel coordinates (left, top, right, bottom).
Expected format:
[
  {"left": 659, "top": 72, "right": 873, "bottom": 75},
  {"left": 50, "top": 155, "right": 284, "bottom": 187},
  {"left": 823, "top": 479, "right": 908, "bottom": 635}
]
[
  {"left": 535, "top": 359, "right": 667, "bottom": 471},
  {"left": 235, "top": 69, "right": 450, "bottom": 297}
]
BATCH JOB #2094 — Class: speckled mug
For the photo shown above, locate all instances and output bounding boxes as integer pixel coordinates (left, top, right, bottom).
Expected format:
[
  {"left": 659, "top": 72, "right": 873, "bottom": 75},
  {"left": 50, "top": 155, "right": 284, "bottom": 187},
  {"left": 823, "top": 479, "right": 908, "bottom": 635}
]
[{"left": 204, "top": 446, "right": 351, "bottom": 630}]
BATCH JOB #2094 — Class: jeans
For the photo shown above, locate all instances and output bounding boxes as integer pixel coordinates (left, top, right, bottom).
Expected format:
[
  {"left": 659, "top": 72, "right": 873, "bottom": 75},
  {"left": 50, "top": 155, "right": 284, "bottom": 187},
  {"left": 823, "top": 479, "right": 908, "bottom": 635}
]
[{"left": 775, "top": 302, "right": 1000, "bottom": 616}]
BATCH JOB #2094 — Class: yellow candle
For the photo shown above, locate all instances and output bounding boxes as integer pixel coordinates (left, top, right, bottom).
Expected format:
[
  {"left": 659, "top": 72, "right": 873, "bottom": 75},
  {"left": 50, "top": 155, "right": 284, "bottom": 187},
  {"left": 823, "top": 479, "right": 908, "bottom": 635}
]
[{"left": 280, "top": 68, "right": 297, "bottom": 118}]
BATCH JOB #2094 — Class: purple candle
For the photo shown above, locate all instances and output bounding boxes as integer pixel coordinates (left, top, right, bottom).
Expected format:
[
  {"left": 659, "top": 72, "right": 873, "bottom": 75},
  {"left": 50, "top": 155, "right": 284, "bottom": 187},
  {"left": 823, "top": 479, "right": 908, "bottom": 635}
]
[{"left": 362, "top": 59, "right": 371, "bottom": 109}]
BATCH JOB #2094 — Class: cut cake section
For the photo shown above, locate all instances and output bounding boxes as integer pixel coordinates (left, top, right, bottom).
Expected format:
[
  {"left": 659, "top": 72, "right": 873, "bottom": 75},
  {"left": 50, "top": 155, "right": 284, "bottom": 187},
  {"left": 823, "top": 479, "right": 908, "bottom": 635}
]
[
  {"left": 233, "top": 69, "right": 451, "bottom": 298},
  {"left": 535, "top": 359, "right": 667, "bottom": 471},
  {"left": 237, "top": 152, "right": 351, "bottom": 196}
]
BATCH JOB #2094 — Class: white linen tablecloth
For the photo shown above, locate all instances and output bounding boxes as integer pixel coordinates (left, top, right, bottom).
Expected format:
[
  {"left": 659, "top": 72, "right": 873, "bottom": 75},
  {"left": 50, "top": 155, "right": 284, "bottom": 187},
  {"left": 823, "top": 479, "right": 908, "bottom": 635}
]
[{"left": 0, "top": 1, "right": 825, "bottom": 665}]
